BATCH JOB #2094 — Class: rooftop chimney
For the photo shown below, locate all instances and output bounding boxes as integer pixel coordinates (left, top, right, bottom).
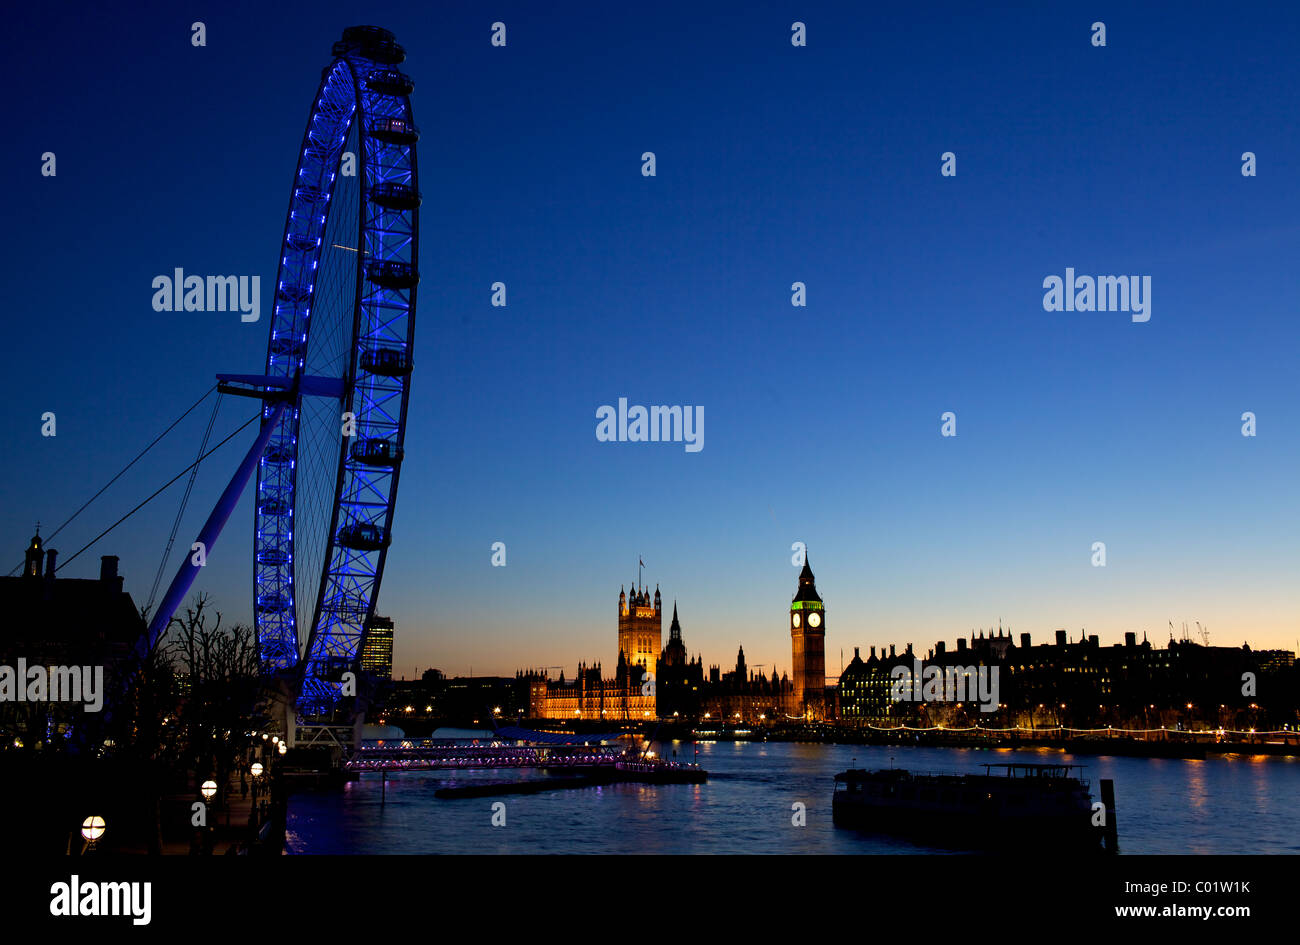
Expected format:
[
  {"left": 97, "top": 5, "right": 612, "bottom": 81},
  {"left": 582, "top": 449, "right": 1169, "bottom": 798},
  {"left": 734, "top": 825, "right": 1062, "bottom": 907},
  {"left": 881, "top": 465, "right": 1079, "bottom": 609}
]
[
  {"left": 1125, "top": 631, "right": 1136, "bottom": 648},
  {"left": 100, "top": 555, "right": 123, "bottom": 593},
  {"left": 957, "top": 638, "right": 967, "bottom": 653},
  {"left": 1055, "top": 629, "right": 1067, "bottom": 647},
  {"left": 44, "top": 549, "right": 57, "bottom": 577},
  {"left": 1020, "top": 632, "right": 1031, "bottom": 649},
  {"left": 935, "top": 640, "right": 946, "bottom": 656}
]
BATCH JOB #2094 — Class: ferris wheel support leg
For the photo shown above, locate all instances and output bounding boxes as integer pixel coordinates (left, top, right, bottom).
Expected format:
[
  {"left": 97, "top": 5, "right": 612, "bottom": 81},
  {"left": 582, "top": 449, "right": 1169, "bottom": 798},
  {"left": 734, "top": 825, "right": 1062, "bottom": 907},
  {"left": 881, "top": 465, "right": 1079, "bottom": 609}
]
[{"left": 142, "top": 399, "right": 290, "bottom": 654}]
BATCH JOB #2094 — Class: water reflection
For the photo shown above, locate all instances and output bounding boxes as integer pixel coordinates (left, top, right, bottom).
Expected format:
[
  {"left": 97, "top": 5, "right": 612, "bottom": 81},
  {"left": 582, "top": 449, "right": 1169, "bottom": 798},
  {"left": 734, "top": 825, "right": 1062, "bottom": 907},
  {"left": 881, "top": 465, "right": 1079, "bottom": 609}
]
[{"left": 287, "top": 741, "right": 1300, "bottom": 854}]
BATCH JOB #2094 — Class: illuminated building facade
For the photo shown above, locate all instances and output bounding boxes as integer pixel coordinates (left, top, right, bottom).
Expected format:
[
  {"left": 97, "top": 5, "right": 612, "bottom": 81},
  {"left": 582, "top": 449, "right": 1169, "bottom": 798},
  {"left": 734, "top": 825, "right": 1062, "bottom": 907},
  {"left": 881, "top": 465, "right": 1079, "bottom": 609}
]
[
  {"left": 528, "top": 661, "right": 657, "bottom": 721},
  {"left": 360, "top": 615, "right": 395, "bottom": 679},
  {"left": 618, "top": 582, "right": 662, "bottom": 676},
  {"left": 790, "top": 557, "right": 826, "bottom": 720}
]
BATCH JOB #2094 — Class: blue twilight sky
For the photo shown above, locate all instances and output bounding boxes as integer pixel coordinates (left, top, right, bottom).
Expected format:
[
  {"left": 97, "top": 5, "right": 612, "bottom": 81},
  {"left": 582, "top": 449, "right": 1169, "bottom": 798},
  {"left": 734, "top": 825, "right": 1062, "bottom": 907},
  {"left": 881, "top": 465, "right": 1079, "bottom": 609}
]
[{"left": 3, "top": 1, "right": 1298, "bottom": 680}]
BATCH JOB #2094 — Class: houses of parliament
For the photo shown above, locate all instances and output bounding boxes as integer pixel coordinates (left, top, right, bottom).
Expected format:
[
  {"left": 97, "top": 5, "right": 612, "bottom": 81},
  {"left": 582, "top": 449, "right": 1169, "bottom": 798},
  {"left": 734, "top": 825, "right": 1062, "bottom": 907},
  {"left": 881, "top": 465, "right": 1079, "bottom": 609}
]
[{"left": 518, "top": 558, "right": 828, "bottom": 721}]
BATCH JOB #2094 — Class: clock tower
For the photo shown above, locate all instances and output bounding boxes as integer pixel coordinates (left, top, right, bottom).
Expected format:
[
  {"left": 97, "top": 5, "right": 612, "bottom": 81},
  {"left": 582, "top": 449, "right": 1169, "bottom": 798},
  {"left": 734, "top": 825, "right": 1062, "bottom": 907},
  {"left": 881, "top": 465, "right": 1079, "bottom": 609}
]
[{"left": 789, "top": 556, "right": 826, "bottom": 720}]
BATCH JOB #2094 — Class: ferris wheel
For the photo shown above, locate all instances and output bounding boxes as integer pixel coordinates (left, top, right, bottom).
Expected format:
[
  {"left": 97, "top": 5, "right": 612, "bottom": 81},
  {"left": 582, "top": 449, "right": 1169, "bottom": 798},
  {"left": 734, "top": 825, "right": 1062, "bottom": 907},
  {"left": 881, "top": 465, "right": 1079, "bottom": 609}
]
[{"left": 248, "top": 25, "right": 420, "bottom": 715}]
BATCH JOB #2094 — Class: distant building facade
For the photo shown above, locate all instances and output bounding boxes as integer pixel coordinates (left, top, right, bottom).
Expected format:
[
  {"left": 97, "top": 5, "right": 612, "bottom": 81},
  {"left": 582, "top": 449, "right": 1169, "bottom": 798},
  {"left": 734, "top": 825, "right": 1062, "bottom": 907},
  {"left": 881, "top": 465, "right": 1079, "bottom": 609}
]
[
  {"left": 838, "top": 627, "right": 1300, "bottom": 730},
  {"left": 360, "top": 615, "right": 394, "bottom": 680},
  {"left": 522, "top": 659, "right": 656, "bottom": 721}
]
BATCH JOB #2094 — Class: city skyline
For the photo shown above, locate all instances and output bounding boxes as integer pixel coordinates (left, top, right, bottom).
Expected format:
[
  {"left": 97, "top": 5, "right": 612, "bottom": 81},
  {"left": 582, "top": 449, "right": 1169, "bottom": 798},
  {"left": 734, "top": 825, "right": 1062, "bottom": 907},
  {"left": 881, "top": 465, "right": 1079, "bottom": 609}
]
[
  {"left": 16, "top": 529, "right": 1294, "bottom": 683},
  {"left": 5, "top": 3, "right": 1297, "bottom": 682},
  {"left": 381, "top": 559, "right": 1298, "bottom": 682}
]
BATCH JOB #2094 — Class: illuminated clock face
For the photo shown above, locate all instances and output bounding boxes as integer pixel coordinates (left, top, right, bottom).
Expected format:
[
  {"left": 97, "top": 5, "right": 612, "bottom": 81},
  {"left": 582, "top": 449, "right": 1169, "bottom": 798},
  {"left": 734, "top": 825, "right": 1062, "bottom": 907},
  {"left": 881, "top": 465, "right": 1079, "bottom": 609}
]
[
  {"left": 792, "top": 613, "right": 801, "bottom": 628},
  {"left": 808, "top": 612, "right": 821, "bottom": 628}
]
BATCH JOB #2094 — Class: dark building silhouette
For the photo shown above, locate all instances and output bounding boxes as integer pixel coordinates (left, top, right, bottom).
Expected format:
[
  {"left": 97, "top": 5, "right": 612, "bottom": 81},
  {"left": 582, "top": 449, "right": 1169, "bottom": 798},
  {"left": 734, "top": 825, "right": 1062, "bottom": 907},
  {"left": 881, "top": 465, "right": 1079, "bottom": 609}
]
[
  {"left": 1, "top": 532, "right": 143, "bottom": 668},
  {"left": 837, "top": 626, "right": 1299, "bottom": 730},
  {"left": 0, "top": 531, "right": 145, "bottom": 749},
  {"left": 654, "top": 603, "right": 793, "bottom": 723},
  {"left": 655, "top": 602, "right": 703, "bottom": 718}
]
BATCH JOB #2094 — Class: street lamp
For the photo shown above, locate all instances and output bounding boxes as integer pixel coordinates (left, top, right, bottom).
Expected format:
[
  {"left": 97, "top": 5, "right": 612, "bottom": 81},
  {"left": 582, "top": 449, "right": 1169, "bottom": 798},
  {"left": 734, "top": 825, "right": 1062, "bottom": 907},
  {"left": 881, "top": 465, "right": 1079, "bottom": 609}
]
[
  {"left": 248, "top": 762, "right": 265, "bottom": 821},
  {"left": 201, "top": 780, "right": 218, "bottom": 802},
  {"left": 80, "top": 815, "right": 106, "bottom": 846},
  {"left": 277, "top": 741, "right": 287, "bottom": 756}
]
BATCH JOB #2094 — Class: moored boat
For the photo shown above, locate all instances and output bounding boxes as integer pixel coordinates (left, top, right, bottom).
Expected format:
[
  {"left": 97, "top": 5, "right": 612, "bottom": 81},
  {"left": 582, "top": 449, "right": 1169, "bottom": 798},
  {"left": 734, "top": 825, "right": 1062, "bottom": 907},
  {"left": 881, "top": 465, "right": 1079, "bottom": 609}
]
[{"left": 833, "top": 763, "right": 1115, "bottom": 851}]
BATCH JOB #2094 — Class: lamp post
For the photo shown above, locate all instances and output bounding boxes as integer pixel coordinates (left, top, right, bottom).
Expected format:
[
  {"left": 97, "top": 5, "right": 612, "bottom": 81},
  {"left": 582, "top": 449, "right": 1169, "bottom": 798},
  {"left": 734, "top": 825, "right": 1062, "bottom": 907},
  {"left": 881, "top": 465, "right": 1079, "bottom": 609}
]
[
  {"left": 76, "top": 815, "right": 106, "bottom": 855},
  {"left": 199, "top": 779, "right": 218, "bottom": 853},
  {"left": 250, "top": 762, "right": 264, "bottom": 824}
]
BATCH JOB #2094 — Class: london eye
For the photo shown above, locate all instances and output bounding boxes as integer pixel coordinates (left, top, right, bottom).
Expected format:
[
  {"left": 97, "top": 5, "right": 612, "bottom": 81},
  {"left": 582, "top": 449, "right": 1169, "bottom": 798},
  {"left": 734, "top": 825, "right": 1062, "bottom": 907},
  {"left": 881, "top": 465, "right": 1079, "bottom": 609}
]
[
  {"left": 253, "top": 26, "right": 420, "bottom": 715},
  {"left": 140, "top": 26, "right": 420, "bottom": 722}
]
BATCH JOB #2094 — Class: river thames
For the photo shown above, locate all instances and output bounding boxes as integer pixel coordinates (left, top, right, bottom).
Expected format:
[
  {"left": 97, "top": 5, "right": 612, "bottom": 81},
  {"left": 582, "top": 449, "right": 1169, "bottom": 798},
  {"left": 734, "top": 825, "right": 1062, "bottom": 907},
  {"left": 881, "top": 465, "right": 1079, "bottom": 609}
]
[{"left": 285, "top": 737, "right": 1300, "bottom": 854}]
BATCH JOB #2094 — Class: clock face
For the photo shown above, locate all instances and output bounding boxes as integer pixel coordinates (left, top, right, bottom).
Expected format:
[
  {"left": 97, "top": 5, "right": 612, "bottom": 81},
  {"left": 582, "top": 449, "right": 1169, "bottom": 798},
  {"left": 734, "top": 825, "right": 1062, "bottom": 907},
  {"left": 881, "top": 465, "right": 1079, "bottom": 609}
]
[
  {"left": 791, "top": 613, "right": 801, "bottom": 629},
  {"left": 809, "top": 612, "right": 821, "bottom": 628}
]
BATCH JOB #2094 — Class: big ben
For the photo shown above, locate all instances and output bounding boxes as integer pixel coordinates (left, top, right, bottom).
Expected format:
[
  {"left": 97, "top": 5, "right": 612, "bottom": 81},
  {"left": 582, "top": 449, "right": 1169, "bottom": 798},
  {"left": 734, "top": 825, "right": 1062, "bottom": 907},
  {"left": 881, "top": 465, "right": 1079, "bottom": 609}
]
[{"left": 789, "top": 556, "right": 826, "bottom": 720}]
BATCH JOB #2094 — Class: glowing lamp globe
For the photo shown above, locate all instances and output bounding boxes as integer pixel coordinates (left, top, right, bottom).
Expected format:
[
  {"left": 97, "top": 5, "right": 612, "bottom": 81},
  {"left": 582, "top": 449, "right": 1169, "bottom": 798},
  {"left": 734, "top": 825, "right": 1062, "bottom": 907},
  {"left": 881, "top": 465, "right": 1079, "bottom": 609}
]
[{"left": 81, "top": 815, "right": 106, "bottom": 843}]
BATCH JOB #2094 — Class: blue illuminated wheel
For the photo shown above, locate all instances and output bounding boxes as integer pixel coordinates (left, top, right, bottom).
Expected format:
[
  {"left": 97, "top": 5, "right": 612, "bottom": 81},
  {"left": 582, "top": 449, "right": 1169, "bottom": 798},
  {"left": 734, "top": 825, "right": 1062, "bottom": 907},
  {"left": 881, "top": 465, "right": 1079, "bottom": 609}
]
[{"left": 254, "top": 26, "right": 419, "bottom": 716}]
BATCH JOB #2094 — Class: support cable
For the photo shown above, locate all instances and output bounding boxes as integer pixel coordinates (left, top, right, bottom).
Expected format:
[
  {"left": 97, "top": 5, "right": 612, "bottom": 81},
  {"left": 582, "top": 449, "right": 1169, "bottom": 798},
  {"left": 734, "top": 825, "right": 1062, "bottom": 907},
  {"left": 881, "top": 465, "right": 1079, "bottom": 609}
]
[
  {"left": 8, "top": 384, "right": 218, "bottom": 575},
  {"left": 56, "top": 411, "right": 262, "bottom": 574},
  {"left": 144, "top": 394, "right": 223, "bottom": 612}
]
